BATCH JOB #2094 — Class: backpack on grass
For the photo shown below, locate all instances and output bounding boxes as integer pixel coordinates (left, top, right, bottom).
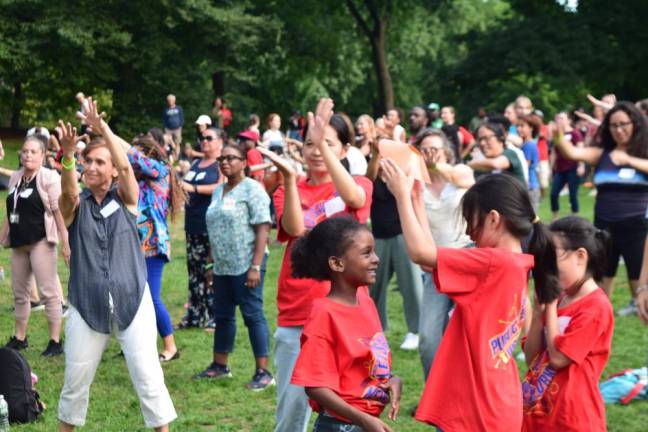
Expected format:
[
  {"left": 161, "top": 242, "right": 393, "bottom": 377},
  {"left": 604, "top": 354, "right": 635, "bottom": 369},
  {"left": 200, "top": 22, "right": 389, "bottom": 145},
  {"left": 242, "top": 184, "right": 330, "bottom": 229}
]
[
  {"left": 599, "top": 367, "right": 648, "bottom": 405},
  {"left": 0, "top": 347, "right": 43, "bottom": 423}
]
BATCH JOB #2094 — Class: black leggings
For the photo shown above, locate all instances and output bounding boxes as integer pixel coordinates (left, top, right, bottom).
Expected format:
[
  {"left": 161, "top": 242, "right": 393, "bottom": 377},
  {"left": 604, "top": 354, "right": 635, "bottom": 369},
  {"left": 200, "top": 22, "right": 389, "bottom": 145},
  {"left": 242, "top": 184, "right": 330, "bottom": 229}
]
[{"left": 594, "top": 215, "right": 647, "bottom": 280}]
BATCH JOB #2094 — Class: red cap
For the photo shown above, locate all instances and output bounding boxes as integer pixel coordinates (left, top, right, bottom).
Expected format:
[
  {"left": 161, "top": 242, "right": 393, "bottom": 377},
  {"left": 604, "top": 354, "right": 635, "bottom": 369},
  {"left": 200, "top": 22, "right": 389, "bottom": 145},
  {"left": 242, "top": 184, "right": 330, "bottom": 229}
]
[{"left": 237, "top": 130, "right": 260, "bottom": 142}]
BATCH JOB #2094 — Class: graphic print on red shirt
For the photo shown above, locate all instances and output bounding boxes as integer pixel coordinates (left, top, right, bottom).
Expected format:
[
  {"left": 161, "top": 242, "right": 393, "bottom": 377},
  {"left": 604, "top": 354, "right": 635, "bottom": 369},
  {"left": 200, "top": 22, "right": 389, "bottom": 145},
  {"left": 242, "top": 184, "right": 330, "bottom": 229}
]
[
  {"left": 522, "top": 288, "right": 613, "bottom": 432},
  {"left": 415, "top": 247, "right": 534, "bottom": 432},
  {"left": 273, "top": 176, "right": 373, "bottom": 327},
  {"left": 291, "top": 287, "right": 392, "bottom": 421}
]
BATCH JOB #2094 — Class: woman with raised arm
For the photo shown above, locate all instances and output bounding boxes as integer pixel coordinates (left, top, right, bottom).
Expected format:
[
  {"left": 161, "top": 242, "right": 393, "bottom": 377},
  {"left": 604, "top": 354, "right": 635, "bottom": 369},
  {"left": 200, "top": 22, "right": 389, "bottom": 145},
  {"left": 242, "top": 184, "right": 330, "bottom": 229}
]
[
  {"left": 413, "top": 128, "right": 474, "bottom": 379},
  {"left": 1, "top": 134, "right": 69, "bottom": 356},
  {"left": 554, "top": 101, "right": 648, "bottom": 315},
  {"left": 56, "top": 99, "right": 176, "bottom": 432},
  {"left": 260, "top": 98, "right": 373, "bottom": 432}
]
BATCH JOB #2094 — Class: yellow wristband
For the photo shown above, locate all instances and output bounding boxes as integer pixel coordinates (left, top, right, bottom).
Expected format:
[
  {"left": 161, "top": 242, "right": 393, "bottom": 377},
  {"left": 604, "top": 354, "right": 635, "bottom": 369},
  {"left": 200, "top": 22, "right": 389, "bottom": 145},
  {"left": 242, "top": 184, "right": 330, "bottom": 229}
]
[{"left": 61, "top": 155, "right": 76, "bottom": 171}]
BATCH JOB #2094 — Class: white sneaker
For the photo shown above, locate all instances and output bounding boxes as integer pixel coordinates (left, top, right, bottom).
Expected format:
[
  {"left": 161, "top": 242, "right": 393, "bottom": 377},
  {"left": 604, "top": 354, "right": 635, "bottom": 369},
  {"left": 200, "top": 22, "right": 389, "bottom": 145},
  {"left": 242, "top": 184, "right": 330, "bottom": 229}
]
[
  {"left": 617, "top": 299, "right": 637, "bottom": 317},
  {"left": 400, "top": 333, "right": 419, "bottom": 350}
]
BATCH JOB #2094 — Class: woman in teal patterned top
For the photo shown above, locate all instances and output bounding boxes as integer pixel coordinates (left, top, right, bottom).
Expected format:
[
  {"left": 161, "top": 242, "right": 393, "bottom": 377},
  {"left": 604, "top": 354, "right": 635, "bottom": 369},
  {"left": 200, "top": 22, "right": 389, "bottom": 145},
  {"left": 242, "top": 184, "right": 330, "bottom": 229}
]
[{"left": 198, "top": 144, "right": 274, "bottom": 391}]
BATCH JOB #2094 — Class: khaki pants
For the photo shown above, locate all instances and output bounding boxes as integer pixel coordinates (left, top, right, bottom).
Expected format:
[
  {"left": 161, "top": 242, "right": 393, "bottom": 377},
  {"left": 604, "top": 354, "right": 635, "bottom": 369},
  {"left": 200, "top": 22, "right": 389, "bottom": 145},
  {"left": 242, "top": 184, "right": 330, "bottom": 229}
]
[
  {"left": 164, "top": 127, "right": 182, "bottom": 146},
  {"left": 11, "top": 239, "right": 62, "bottom": 327}
]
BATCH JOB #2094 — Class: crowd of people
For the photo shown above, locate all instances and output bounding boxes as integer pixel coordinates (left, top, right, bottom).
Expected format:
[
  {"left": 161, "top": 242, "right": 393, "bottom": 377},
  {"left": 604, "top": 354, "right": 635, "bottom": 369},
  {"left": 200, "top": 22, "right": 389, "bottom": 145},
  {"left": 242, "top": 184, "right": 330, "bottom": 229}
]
[{"left": 2, "top": 90, "right": 648, "bottom": 431}]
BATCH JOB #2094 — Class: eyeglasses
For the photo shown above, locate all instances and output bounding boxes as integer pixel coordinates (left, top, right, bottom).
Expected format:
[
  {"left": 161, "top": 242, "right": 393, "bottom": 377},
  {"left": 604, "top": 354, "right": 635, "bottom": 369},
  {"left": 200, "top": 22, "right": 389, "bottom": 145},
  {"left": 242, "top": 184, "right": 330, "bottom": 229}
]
[
  {"left": 609, "top": 121, "right": 633, "bottom": 130},
  {"left": 217, "top": 155, "right": 244, "bottom": 163},
  {"left": 476, "top": 134, "right": 496, "bottom": 143},
  {"left": 199, "top": 135, "right": 215, "bottom": 141}
]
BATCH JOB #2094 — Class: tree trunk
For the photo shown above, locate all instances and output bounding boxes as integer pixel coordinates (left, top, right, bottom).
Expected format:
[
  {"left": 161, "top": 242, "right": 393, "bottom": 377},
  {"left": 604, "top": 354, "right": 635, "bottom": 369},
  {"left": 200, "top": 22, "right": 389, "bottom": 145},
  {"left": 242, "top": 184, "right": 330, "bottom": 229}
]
[
  {"left": 10, "top": 81, "right": 23, "bottom": 129},
  {"left": 371, "top": 21, "right": 394, "bottom": 115}
]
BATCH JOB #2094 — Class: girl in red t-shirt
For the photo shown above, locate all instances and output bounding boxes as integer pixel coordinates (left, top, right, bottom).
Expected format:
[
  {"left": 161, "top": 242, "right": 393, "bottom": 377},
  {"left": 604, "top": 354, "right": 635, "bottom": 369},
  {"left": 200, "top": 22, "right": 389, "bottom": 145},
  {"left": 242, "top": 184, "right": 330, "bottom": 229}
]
[
  {"left": 522, "top": 216, "right": 614, "bottom": 431},
  {"left": 380, "top": 166, "right": 560, "bottom": 432},
  {"left": 290, "top": 216, "right": 402, "bottom": 432},
  {"left": 259, "top": 99, "right": 373, "bottom": 432}
]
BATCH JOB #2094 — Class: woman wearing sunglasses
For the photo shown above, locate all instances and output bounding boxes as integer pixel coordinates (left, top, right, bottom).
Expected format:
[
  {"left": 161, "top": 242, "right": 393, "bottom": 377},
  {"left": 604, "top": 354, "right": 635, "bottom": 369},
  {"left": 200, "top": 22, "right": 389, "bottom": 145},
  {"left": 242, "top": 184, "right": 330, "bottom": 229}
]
[
  {"left": 196, "top": 144, "right": 274, "bottom": 391},
  {"left": 177, "top": 127, "right": 223, "bottom": 329},
  {"left": 555, "top": 101, "right": 648, "bottom": 315}
]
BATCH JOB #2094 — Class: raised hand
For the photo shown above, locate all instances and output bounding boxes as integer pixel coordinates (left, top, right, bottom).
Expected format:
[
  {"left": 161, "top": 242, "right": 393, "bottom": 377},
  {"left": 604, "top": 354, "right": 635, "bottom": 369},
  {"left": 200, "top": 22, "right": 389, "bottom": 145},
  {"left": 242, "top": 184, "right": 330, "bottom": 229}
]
[
  {"left": 306, "top": 98, "right": 335, "bottom": 147},
  {"left": 58, "top": 120, "right": 78, "bottom": 157},
  {"left": 257, "top": 146, "right": 296, "bottom": 178},
  {"left": 77, "top": 97, "right": 106, "bottom": 132},
  {"left": 380, "top": 157, "right": 413, "bottom": 201}
]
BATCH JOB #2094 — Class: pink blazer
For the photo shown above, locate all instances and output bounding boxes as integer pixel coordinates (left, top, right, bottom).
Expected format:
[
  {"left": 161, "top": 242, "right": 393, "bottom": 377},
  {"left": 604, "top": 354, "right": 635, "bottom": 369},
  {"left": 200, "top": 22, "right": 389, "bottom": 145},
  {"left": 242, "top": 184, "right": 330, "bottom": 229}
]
[{"left": 2, "top": 167, "right": 62, "bottom": 246}]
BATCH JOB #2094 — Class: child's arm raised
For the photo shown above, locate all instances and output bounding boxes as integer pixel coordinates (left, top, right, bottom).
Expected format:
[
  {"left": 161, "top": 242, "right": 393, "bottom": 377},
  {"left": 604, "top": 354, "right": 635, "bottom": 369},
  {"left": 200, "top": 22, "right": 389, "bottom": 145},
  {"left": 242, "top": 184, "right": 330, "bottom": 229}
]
[
  {"left": 544, "top": 300, "right": 573, "bottom": 369},
  {"left": 305, "top": 388, "right": 393, "bottom": 432},
  {"left": 380, "top": 158, "right": 438, "bottom": 268}
]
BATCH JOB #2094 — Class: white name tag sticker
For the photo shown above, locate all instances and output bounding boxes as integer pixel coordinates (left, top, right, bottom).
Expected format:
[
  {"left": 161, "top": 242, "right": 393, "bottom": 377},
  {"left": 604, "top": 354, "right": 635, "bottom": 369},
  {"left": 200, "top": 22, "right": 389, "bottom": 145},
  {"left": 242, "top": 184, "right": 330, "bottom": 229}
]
[
  {"left": 100, "top": 200, "right": 120, "bottom": 218},
  {"left": 222, "top": 197, "right": 236, "bottom": 211},
  {"left": 19, "top": 188, "right": 34, "bottom": 199},
  {"left": 184, "top": 171, "right": 196, "bottom": 181},
  {"left": 195, "top": 172, "right": 206, "bottom": 181},
  {"left": 618, "top": 168, "right": 636, "bottom": 179},
  {"left": 324, "top": 196, "right": 345, "bottom": 217}
]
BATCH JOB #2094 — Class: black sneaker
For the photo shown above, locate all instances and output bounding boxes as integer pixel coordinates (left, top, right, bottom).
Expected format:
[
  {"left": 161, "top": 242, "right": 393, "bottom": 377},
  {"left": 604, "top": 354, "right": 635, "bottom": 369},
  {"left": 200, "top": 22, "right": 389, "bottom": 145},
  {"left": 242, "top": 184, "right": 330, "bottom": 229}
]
[
  {"left": 42, "top": 339, "right": 63, "bottom": 357},
  {"left": 31, "top": 301, "right": 45, "bottom": 311},
  {"left": 195, "top": 362, "right": 232, "bottom": 379},
  {"left": 246, "top": 368, "right": 275, "bottom": 391},
  {"left": 5, "top": 336, "right": 28, "bottom": 350}
]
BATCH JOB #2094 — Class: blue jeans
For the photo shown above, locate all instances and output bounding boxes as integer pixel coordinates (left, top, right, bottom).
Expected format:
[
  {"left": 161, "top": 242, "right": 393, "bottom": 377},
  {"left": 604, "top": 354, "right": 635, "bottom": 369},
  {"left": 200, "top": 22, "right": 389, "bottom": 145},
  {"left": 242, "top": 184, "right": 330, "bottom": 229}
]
[
  {"left": 313, "top": 413, "right": 364, "bottom": 431},
  {"left": 212, "top": 257, "right": 270, "bottom": 357},
  {"left": 419, "top": 272, "right": 453, "bottom": 379},
  {"left": 274, "top": 326, "right": 311, "bottom": 432},
  {"left": 550, "top": 168, "right": 580, "bottom": 213},
  {"left": 146, "top": 256, "right": 174, "bottom": 338}
]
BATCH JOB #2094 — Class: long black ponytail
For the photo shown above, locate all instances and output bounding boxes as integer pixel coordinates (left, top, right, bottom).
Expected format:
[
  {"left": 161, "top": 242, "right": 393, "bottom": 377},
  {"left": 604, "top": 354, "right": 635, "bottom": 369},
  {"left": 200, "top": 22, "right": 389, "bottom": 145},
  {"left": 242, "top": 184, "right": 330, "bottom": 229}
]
[{"left": 461, "top": 174, "right": 560, "bottom": 303}]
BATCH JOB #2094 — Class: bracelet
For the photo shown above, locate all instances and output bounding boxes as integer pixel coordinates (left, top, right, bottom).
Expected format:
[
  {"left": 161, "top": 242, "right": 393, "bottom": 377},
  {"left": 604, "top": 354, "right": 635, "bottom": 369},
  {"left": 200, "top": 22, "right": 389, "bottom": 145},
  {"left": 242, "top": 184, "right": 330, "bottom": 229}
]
[{"left": 61, "top": 155, "right": 76, "bottom": 171}]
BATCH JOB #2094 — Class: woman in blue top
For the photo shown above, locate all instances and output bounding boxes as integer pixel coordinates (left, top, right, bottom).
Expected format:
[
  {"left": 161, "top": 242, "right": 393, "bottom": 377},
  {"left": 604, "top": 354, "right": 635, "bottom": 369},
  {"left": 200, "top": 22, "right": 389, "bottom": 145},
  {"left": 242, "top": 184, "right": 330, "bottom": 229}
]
[
  {"left": 177, "top": 127, "right": 223, "bottom": 329},
  {"left": 197, "top": 144, "right": 274, "bottom": 391},
  {"left": 128, "top": 135, "right": 185, "bottom": 361},
  {"left": 517, "top": 114, "right": 542, "bottom": 212},
  {"left": 555, "top": 101, "right": 648, "bottom": 315}
]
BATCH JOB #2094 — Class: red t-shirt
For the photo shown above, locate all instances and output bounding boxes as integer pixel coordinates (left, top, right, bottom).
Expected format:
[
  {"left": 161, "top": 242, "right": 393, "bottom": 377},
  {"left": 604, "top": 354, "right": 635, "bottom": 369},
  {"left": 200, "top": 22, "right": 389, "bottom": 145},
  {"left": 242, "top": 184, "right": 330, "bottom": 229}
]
[
  {"left": 522, "top": 288, "right": 613, "bottom": 432},
  {"left": 459, "top": 125, "right": 474, "bottom": 148},
  {"left": 246, "top": 148, "right": 265, "bottom": 183},
  {"left": 291, "top": 287, "right": 392, "bottom": 421},
  {"left": 554, "top": 129, "right": 583, "bottom": 173},
  {"left": 537, "top": 124, "right": 549, "bottom": 161},
  {"left": 273, "top": 176, "right": 373, "bottom": 327},
  {"left": 415, "top": 247, "right": 534, "bottom": 431}
]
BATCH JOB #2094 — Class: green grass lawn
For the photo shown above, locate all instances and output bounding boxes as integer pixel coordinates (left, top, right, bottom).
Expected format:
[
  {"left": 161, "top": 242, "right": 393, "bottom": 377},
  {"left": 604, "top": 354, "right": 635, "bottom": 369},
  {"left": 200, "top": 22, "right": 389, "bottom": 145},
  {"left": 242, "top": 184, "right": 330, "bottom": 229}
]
[{"left": 0, "top": 138, "right": 646, "bottom": 431}]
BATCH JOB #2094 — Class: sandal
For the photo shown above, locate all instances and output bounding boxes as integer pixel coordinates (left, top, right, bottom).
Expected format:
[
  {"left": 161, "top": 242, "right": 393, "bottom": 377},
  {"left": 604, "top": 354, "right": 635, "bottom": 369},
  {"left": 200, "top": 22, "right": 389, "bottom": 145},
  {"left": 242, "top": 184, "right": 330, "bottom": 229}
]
[{"left": 159, "top": 351, "right": 180, "bottom": 363}]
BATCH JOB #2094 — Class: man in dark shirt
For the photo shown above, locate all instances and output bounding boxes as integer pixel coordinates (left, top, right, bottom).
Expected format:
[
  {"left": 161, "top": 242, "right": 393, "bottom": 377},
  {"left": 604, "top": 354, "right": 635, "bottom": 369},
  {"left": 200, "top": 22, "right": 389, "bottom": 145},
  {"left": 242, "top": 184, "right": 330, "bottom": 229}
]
[{"left": 163, "top": 94, "right": 184, "bottom": 147}]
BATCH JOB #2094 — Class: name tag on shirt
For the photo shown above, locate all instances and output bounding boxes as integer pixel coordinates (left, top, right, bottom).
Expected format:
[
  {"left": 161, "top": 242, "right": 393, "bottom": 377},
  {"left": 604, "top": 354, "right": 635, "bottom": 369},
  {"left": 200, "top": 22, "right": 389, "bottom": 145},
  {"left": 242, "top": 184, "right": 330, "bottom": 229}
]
[
  {"left": 195, "top": 172, "right": 206, "bottom": 181},
  {"left": 184, "top": 171, "right": 196, "bottom": 181},
  {"left": 324, "top": 196, "right": 345, "bottom": 217},
  {"left": 618, "top": 168, "right": 636, "bottom": 179},
  {"left": 222, "top": 197, "right": 236, "bottom": 211},
  {"left": 100, "top": 200, "right": 120, "bottom": 219},
  {"left": 19, "top": 188, "right": 34, "bottom": 199}
]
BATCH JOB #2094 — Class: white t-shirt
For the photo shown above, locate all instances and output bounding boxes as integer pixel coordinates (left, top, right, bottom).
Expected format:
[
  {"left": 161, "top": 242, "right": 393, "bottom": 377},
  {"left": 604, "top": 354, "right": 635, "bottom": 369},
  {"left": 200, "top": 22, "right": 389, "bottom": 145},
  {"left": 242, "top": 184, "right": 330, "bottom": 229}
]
[
  {"left": 423, "top": 182, "right": 472, "bottom": 248},
  {"left": 393, "top": 125, "right": 406, "bottom": 142},
  {"left": 262, "top": 129, "right": 284, "bottom": 150},
  {"left": 345, "top": 146, "right": 368, "bottom": 176}
]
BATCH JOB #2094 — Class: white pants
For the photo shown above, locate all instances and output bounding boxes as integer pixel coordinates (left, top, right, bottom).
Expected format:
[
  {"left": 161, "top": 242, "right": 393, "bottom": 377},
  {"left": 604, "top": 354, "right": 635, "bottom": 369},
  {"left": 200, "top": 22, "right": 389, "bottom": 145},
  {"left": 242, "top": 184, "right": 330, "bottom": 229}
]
[{"left": 58, "top": 288, "right": 177, "bottom": 428}]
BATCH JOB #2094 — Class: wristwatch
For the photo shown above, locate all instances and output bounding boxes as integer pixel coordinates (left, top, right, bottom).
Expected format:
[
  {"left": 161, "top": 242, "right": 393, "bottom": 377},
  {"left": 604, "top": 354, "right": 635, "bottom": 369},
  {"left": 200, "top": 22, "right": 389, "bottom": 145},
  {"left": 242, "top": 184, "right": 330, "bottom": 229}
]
[{"left": 250, "top": 265, "right": 261, "bottom": 272}]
